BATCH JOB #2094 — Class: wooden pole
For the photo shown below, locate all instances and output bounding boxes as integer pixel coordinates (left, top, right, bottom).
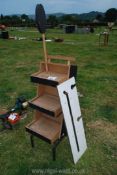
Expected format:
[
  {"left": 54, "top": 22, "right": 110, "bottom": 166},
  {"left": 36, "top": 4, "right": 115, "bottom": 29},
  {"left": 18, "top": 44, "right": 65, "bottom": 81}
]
[{"left": 42, "top": 33, "right": 48, "bottom": 71}]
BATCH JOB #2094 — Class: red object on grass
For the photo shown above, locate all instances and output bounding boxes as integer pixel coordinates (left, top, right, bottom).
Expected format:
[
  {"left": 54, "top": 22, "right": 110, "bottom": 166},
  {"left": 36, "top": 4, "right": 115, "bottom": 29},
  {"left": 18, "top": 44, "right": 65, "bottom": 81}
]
[
  {"left": 0, "top": 24, "right": 6, "bottom": 30},
  {"left": 8, "top": 113, "right": 20, "bottom": 125}
]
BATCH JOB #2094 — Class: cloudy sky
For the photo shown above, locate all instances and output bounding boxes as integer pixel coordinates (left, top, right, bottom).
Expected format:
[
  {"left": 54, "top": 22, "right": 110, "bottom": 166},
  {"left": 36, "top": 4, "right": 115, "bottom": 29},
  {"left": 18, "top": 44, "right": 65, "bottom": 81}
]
[{"left": 0, "top": 0, "right": 117, "bottom": 15}]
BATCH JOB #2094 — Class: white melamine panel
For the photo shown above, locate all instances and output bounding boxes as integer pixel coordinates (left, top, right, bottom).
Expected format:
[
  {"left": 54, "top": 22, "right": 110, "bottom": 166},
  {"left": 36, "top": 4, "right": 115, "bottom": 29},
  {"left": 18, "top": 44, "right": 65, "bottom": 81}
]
[{"left": 57, "top": 77, "right": 87, "bottom": 164}]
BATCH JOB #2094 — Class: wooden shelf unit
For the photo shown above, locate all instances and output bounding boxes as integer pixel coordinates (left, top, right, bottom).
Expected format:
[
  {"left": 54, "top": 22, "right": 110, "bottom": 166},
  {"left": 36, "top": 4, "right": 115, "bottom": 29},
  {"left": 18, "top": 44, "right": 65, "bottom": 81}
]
[{"left": 25, "top": 55, "right": 77, "bottom": 160}]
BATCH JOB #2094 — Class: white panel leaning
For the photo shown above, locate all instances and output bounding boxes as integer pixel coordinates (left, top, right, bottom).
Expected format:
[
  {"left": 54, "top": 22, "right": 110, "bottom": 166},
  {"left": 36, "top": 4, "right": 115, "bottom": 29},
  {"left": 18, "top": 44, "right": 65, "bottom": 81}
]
[{"left": 57, "top": 77, "right": 87, "bottom": 164}]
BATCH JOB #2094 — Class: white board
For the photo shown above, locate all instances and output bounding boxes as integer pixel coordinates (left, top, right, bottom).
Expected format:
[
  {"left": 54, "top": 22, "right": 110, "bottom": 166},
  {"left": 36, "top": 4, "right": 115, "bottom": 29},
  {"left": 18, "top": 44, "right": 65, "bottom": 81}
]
[{"left": 57, "top": 77, "right": 87, "bottom": 164}]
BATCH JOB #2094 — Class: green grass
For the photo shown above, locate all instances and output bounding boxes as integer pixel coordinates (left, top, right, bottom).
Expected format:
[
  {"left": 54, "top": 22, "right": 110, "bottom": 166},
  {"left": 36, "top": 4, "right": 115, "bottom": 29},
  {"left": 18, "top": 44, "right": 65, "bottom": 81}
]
[{"left": 0, "top": 28, "right": 117, "bottom": 175}]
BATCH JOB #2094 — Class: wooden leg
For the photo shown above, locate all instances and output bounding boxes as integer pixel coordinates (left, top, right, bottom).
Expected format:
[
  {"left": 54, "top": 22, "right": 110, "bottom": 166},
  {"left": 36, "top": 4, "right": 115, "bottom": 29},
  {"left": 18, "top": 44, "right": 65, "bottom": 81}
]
[
  {"left": 52, "top": 145, "right": 56, "bottom": 161},
  {"left": 104, "top": 35, "right": 106, "bottom": 46},
  {"left": 30, "top": 135, "right": 34, "bottom": 148},
  {"left": 52, "top": 135, "right": 66, "bottom": 161},
  {"left": 99, "top": 35, "right": 101, "bottom": 46}
]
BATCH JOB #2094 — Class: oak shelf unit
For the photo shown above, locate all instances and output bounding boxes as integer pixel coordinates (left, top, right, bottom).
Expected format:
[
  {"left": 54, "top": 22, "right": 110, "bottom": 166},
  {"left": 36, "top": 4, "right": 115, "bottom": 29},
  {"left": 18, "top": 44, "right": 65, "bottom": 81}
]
[{"left": 25, "top": 55, "right": 77, "bottom": 160}]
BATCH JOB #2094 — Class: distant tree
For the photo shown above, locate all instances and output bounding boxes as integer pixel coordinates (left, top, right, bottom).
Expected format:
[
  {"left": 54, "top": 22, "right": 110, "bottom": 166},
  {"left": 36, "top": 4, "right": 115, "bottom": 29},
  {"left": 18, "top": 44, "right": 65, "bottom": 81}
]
[
  {"left": 4, "top": 15, "right": 11, "bottom": 20},
  {"left": 11, "top": 15, "right": 20, "bottom": 21},
  {"left": 105, "top": 8, "right": 117, "bottom": 22},
  {"left": 0, "top": 14, "right": 4, "bottom": 20},
  {"left": 21, "top": 14, "right": 29, "bottom": 21},
  {"left": 10, "top": 15, "right": 21, "bottom": 26},
  {"left": 61, "top": 15, "right": 73, "bottom": 24},
  {"left": 47, "top": 15, "right": 58, "bottom": 27},
  {"left": 96, "top": 14, "right": 103, "bottom": 21},
  {"left": 60, "top": 14, "right": 79, "bottom": 25},
  {"left": 1, "top": 15, "right": 12, "bottom": 26},
  {"left": 70, "top": 15, "right": 80, "bottom": 24}
]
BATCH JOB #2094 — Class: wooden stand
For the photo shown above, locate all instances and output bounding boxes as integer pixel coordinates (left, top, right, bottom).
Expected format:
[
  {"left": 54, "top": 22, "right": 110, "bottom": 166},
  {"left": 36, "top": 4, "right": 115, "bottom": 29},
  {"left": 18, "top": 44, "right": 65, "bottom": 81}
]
[
  {"left": 42, "top": 33, "right": 48, "bottom": 71},
  {"left": 99, "top": 32, "right": 109, "bottom": 46},
  {"left": 25, "top": 55, "right": 77, "bottom": 160}
]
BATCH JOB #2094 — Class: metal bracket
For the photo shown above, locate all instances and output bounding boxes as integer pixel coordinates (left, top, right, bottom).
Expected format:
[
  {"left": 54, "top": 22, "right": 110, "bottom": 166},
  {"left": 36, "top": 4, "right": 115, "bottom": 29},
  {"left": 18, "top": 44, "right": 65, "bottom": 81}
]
[
  {"left": 71, "top": 83, "right": 76, "bottom": 89},
  {"left": 77, "top": 116, "right": 82, "bottom": 121}
]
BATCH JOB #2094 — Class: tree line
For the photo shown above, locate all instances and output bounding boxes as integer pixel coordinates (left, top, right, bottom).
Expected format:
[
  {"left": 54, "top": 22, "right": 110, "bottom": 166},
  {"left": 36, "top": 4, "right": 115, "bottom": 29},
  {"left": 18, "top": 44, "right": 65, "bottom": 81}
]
[
  {"left": 0, "top": 8, "right": 117, "bottom": 27},
  {"left": 0, "top": 14, "right": 35, "bottom": 27}
]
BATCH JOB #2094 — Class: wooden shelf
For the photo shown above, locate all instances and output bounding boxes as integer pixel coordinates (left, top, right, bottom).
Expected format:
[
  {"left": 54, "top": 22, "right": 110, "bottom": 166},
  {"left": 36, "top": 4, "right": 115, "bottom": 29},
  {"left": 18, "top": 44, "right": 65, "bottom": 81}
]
[
  {"left": 29, "top": 94, "right": 61, "bottom": 117},
  {"left": 31, "top": 71, "right": 68, "bottom": 86},
  {"left": 31, "top": 62, "right": 69, "bottom": 86},
  {"left": 25, "top": 113, "right": 63, "bottom": 143}
]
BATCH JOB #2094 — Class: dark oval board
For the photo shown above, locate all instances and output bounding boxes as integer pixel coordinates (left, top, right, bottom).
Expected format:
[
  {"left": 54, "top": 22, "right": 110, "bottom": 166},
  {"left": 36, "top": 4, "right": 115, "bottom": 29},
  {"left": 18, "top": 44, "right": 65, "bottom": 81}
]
[{"left": 35, "top": 4, "right": 46, "bottom": 33}]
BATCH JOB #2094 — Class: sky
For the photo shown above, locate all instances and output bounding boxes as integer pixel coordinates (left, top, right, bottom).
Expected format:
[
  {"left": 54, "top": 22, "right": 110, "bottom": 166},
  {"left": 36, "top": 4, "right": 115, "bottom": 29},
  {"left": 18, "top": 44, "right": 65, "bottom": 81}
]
[{"left": 0, "top": 0, "right": 117, "bottom": 15}]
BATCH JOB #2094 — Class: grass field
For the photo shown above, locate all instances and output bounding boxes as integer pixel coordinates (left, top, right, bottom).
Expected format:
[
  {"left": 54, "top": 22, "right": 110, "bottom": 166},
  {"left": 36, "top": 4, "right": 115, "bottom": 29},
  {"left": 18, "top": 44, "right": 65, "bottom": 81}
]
[{"left": 0, "top": 28, "right": 117, "bottom": 175}]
